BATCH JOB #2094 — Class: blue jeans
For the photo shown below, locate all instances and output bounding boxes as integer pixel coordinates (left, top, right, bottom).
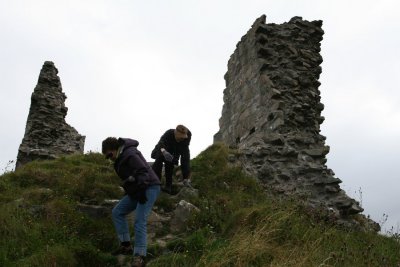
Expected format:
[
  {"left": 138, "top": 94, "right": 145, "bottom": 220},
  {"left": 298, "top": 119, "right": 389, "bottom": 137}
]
[{"left": 112, "top": 185, "right": 160, "bottom": 256}]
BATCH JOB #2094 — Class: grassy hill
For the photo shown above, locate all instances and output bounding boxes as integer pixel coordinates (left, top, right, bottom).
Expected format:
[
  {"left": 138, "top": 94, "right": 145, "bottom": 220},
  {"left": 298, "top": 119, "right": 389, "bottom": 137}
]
[{"left": 0, "top": 144, "right": 399, "bottom": 266}]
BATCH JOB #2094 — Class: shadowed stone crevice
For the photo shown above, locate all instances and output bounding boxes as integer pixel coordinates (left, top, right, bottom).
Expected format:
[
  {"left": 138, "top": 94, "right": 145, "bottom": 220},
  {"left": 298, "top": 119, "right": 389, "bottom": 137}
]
[
  {"left": 214, "top": 15, "right": 379, "bottom": 230},
  {"left": 16, "top": 61, "right": 85, "bottom": 168}
]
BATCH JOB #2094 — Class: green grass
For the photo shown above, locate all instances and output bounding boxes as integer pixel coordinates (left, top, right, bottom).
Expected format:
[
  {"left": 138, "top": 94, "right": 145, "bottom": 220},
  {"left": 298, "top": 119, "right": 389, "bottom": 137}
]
[
  {"left": 0, "top": 153, "right": 119, "bottom": 266},
  {"left": 150, "top": 144, "right": 400, "bottom": 267},
  {"left": 0, "top": 145, "right": 399, "bottom": 266}
]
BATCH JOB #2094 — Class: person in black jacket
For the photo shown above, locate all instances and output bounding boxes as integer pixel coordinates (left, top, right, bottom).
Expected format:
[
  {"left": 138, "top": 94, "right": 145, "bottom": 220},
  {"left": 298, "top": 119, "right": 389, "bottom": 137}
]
[
  {"left": 102, "top": 137, "right": 160, "bottom": 267},
  {"left": 151, "top": 125, "right": 192, "bottom": 194}
]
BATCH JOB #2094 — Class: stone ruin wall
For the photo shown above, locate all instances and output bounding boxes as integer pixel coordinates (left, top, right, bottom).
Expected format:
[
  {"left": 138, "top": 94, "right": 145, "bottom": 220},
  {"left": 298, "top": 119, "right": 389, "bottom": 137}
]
[
  {"left": 16, "top": 61, "right": 85, "bottom": 168},
  {"left": 214, "top": 15, "right": 377, "bottom": 228}
]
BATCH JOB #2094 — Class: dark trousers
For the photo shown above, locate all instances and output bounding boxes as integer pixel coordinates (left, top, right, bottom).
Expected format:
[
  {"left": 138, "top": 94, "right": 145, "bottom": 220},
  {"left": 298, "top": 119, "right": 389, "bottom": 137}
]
[{"left": 152, "top": 157, "right": 174, "bottom": 187}]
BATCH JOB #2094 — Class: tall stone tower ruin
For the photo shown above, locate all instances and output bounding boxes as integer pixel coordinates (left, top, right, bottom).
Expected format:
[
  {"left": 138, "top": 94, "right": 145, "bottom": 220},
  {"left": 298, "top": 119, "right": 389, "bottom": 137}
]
[
  {"left": 16, "top": 61, "right": 85, "bottom": 168},
  {"left": 214, "top": 15, "right": 374, "bottom": 227}
]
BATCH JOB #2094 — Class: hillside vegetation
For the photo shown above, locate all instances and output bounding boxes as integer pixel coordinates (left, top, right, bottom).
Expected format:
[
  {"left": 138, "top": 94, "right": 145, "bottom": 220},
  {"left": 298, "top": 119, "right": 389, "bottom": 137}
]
[{"left": 0, "top": 144, "right": 399, "bottom": 266}]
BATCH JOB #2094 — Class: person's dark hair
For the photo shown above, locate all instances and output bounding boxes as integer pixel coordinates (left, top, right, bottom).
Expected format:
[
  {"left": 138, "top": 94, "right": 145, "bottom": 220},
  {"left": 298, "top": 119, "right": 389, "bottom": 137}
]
[{"left": 102, "top": 137, "right": 119, "bottom": 154}]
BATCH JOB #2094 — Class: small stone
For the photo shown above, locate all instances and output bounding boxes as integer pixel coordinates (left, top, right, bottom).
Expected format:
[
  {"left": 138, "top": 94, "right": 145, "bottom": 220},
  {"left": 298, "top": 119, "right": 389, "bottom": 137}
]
[
  {"left": 101, "top": 199, "right": 120, "bottom": 207},
  {"left": 174, "top": 187, "right": 199, "bottom": 200},
  {"left": 170, "top": 200, "right": 200, "bottom": 233},
  {"left": 325, "top": 185, "right": 340, "bottom": 193},
  {"left": 304, "top": 147, "right": 330, "bottom": 157},
  {"left": 76, "top": 203, "right": 110, "bottom": 219}
]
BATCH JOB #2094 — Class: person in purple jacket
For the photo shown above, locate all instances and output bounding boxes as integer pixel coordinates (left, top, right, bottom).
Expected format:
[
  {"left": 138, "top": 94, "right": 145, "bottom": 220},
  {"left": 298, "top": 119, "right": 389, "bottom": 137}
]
[{"left": 102, "top": 137, "right": 160, "bottom": 267}]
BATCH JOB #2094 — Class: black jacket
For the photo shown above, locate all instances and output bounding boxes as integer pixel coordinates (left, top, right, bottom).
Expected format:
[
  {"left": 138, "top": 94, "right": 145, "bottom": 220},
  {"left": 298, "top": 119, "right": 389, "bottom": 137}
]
[
  {"left": 114, "top": 138, "right": 160, "bottom": 197},
  {"left": 151, "top": 129, "right": 191, "bottom": 179}
]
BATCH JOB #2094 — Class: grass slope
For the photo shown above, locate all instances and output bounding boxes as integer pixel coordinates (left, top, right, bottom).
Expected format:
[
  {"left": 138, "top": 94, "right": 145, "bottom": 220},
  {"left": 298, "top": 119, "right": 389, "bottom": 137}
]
[{"left": 0, "top": 144, "right": 399, "bottom": 266}]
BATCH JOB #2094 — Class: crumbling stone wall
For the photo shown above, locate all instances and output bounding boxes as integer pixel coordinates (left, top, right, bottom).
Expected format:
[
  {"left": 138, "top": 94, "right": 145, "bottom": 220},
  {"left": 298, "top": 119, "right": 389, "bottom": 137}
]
[
  {"left": 16, "top": 61, "right": 85, "bottom": 168},
  {"left": 214, "top": 15, "right": 374, "bottom": 227}
]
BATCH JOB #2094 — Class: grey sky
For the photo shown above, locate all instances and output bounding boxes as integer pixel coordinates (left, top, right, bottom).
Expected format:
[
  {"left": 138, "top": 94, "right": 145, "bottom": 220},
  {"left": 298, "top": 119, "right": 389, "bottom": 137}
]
[{"left": 1, "top": 0, "right": 399, "bottom": 231}]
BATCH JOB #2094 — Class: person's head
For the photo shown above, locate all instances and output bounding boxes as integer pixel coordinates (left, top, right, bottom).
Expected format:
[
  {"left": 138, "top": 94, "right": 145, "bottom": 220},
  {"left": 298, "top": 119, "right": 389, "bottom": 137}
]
[
  {"left": 174, "top": 125, "right": 188, "bottom": 142},
  {"left": 102, "top": 137, "right": 119, "bottom": 161}
]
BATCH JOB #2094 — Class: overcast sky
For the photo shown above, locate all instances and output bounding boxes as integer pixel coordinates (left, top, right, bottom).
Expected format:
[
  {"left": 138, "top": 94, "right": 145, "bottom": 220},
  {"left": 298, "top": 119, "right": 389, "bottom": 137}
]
[{"left": 1, "top": 0, "right": 399, "bottom": 232}]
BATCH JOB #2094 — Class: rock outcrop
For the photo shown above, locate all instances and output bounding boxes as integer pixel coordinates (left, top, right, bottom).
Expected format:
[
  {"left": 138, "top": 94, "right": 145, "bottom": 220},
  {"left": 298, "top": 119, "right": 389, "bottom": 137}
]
[
  {"left": 16, "top": 61, "right": 85, "bottom": 168},
  {"left": 214, "top": 15, "right": 375, "bottom": 228}
]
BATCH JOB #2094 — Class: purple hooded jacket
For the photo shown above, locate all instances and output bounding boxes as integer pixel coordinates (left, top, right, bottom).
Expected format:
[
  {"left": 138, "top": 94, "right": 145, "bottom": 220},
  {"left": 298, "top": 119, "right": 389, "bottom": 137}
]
[{"left": 114, "top": 138, "right": 160, "bottom": 196}]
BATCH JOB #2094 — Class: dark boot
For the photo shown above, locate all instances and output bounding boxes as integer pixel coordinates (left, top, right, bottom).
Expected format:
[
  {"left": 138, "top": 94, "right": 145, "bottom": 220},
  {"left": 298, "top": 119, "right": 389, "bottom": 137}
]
[
  {"left": 132, "top": 254, "right": 146, "bottom": 267},
  {"left": 111, "top": 243, "right": 133, "bottom": 256},
  {"left": 162, "top": 185, "right": 172, "bottom": 194}
]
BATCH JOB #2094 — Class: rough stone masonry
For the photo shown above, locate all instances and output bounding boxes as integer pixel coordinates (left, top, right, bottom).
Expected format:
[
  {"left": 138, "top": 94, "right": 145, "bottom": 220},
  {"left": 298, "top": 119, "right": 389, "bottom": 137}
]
[
  {"left": 16, "top": 61, "right": 85, "bottom": 168},
  {"left": 214, "top": 15, "right": 377, "bottom": 228}
]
